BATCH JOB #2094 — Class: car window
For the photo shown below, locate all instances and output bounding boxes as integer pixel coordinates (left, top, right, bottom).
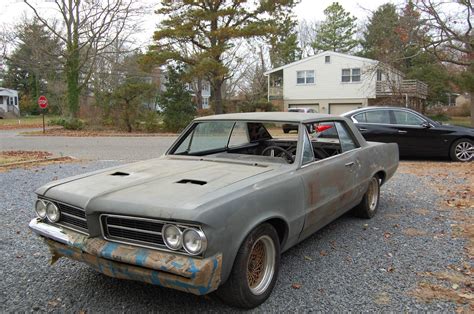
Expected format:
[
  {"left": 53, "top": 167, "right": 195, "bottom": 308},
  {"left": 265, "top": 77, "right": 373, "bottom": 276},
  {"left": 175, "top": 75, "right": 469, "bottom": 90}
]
[
  {"left": 392, "top": 110, "right": 424, "bottom": 126},
  {"left": 334, "top": 122, "right": 358, "bottom": 152},
  {"left": 353, "top": 113, "right": 366, "bottom": 123},
  {"left": 302, "top": 129, "right": 314, "bottom": 164},
  {"left": 174, "top": 121, "right": 234, "bottom": 154},
  {"left": 228, "top": 122, "right": 250, "bottom": 147},
  {"left": 289, "top": 108, "right": 304, "bottom": 112},
  {"left": 365, "top": 110, "right": 391, "bottom": 124},
  {"left": 309, "top": 122, "right": 338, "bottom": 139}
]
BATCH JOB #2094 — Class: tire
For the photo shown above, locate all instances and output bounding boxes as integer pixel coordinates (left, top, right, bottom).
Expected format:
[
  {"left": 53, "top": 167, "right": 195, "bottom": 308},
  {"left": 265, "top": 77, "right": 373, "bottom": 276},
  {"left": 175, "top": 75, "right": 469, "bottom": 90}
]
[
  {"left": 450, "top": 138, "right": 473, "bottom": 162},
  {"left": 216, "top": 223, "right": 280, "bottom": 309},
  {"left": 353, "top": 175, "right": 380, "bottom": 219}
]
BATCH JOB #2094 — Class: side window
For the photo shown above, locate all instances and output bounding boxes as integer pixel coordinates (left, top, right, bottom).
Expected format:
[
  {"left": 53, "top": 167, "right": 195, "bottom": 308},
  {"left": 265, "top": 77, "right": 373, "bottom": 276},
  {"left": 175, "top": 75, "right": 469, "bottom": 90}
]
[
  {"left": 365, "top": 110, "right": 390, "bottom": 124},
  {"left": 335, "top": 122, "right": 358, "bottom": 152},
  {"left": 393, "top": 110, "right": 424, "bottom": 126},
  {"left": 302, "top": 129, "right": 315, "bottom": 164},
  {"left": 228, "top": 122, "right": 249, "bottom": 147},
  {"left": 353, "top": 113, "right": 366, "bottom": 123}
]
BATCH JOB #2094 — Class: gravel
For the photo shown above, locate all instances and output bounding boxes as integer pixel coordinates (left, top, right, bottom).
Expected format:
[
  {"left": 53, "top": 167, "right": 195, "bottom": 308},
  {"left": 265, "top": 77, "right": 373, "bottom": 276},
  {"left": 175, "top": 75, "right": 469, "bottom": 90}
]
[{"left": 0, "top": 161, "right": 469, "bottom": 312}]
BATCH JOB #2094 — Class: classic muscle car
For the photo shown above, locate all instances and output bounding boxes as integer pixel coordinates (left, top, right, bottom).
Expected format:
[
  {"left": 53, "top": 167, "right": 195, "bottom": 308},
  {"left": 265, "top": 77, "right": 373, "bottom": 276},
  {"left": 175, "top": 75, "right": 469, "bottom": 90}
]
[{"left": 29, "top": 112, "right": 399, "bottom": 308}]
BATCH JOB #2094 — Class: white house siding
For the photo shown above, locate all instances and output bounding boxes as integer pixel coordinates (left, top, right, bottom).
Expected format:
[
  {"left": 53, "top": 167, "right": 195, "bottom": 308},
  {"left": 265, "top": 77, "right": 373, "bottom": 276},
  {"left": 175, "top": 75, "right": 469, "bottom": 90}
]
[{"left": 281, "top": 53, "right": 378, "bottom": 114}]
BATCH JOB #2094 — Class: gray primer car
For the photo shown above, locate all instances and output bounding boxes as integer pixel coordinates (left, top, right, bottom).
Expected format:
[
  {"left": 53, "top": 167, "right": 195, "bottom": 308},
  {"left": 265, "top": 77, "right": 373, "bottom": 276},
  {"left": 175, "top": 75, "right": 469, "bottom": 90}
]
[{"left": 29, "top": 112, "right": 399, "bottom": 308}]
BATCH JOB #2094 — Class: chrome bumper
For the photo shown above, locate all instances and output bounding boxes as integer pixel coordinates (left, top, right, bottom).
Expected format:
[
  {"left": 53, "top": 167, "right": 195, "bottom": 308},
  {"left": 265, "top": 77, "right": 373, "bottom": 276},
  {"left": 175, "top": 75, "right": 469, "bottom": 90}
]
[{"left": 28, "top": 218, "right": 223, "bottom": 295}]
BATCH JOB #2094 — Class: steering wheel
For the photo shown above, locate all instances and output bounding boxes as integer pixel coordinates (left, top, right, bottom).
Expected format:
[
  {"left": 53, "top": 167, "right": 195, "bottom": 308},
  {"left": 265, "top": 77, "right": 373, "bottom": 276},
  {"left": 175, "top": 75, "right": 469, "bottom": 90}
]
[{"left": 261, "top": 145, "right": 294, "bottom": 163}]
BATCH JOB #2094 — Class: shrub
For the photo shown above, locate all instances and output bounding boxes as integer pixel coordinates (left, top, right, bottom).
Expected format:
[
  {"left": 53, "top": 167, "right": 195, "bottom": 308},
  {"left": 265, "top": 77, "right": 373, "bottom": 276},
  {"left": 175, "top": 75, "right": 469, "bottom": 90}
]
[
  {"left": 48, "top": 117, "right": 84, "bottom": 130},
  {"left": 142, "top": 111, "right": 160, "bottom": 133}
]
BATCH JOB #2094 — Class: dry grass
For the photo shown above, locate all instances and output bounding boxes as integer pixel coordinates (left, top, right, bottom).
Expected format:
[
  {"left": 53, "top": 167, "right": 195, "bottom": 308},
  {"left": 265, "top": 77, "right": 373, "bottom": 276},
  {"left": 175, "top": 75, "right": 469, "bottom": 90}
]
[{"left": 0, "top": 116, "right": 59, "bottom": 130}]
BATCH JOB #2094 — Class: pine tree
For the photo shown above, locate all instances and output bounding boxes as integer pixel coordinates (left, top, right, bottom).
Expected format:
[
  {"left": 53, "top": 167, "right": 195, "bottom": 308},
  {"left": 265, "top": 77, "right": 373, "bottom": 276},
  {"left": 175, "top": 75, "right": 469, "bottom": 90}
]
[
  {"left": 158, "top": 66, "right": 195, "bottom": 132},
  {"left": 268, "top": 10, "right": 301, "bottom": 68},
  {"left": 311, "top": 2, "right": 358, "bottom": 53}
]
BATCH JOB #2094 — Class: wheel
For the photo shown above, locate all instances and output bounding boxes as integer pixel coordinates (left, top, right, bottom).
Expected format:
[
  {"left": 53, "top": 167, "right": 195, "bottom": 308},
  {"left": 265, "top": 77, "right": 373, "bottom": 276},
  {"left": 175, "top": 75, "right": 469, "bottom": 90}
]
[
  {"left": 216, "top": 223, "right": 280, "bottom": 309},
  {"left": 261, "top": 145, "right": 294, "bottom": 163},
  {"left": 450, "top": 138, "right": 473, "bottom": 162},
  {"left": 353, "top": 175, "right": 380, "bottom": 219}
]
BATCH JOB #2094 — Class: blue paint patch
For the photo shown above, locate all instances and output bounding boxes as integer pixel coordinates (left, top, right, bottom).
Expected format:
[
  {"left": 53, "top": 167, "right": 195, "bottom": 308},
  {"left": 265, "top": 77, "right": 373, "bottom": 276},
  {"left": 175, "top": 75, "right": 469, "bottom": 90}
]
[
  {"left": 150, "top": 271, "right": 161, "bottom": 285},
  {"left": 171, "top": 261, "right": 183, "bottom": 268},
  {"left": 187, "top": 259, "right": 198, "bottom": 279},
  {"left": 100, "top": 242, "right": 119, "bottom": 259},
  {"left": 134, "top": 249, "right": 149, "bottom": 267},
  {"left": 57, "top": 248, "right": 74, "bottom": 257}
]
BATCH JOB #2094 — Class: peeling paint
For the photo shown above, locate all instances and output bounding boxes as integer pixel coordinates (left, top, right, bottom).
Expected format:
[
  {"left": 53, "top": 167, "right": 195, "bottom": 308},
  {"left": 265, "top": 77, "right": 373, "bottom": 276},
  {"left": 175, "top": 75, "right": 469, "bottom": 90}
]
[{"left": 43, "top": 237, "right": 222, "bottom": 295}]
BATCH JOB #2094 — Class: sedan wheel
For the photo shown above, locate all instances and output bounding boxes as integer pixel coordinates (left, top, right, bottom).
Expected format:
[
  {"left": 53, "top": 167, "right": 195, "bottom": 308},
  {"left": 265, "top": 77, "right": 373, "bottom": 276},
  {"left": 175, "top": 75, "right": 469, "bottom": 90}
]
[
  {"left": 353, "top": 175, "right": 380, "bottom": 219},
  {"left": 451, "top": 139, "right": 473, "bottom": 162},
  {"left": 216, "top": 223, "right": 280, "bottom": 309}
]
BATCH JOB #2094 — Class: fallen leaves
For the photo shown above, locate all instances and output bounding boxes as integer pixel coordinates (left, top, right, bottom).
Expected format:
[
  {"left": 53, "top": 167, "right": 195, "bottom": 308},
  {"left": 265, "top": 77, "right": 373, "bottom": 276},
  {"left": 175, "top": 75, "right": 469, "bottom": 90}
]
[
  {"left": 403, "top": 228, "right": 428, "bottom": 237},
  {"left": 291, "top": 283, "right": 302, "bottom": 289}
]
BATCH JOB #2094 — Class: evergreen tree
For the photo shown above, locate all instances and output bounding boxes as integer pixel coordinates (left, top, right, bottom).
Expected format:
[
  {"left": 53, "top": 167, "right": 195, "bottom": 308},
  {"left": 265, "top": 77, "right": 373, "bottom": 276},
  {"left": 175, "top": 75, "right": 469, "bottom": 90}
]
[
  {"left": 311, "top": 2, "right": 358, "bottom": 53},
  {"left": 150, "top": 0, "right": 298, "bottom": 114},
  {"left": 360, "top": 4, "right": 401, "bottom": 61},
  {"left": 268, "top": 10, "right": 301, "bottom": 68},
  {"left": 159, "top": 66, "right": 196, "bottom": 132}
]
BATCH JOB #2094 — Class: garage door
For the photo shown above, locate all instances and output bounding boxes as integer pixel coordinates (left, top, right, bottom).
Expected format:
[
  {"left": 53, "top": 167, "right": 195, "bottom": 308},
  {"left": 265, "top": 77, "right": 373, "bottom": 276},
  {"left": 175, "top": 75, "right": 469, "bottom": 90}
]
[
  {"left": 288, "top": 104, "right": 319, "bottom": 112},
  {"left": 328, "top": 103, "right": 362, "bottom": 115}
]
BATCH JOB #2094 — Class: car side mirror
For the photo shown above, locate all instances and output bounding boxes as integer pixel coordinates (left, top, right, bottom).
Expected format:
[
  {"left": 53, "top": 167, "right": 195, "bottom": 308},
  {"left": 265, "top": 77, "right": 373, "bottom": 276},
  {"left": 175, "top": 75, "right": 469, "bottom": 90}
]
[{"left": 421, "top": 122, "right": 431, "bottom": 128}]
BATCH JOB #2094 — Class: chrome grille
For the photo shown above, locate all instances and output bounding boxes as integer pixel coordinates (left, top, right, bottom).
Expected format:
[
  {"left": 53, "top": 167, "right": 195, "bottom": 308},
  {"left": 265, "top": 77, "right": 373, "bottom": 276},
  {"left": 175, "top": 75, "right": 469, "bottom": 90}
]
[
  {"left": 41, "top": 199, "right": 88, "bottom": 234},
  {"left": 101, "top": 215, "right": 166, "bottom": 249}
]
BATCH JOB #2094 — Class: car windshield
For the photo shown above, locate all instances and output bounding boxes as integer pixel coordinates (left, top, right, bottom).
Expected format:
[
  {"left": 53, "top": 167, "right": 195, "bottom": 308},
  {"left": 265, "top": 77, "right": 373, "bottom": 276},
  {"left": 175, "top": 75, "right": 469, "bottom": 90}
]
[{"left": 170, "top": 120, "right": 299, "bottom": 164}]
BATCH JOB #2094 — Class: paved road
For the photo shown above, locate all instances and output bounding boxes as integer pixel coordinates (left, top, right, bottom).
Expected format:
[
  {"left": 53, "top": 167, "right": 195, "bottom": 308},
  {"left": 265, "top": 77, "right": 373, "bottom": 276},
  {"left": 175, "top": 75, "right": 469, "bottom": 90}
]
[{"left": 0, "top": 129, "right": 176, "bottom": 161}]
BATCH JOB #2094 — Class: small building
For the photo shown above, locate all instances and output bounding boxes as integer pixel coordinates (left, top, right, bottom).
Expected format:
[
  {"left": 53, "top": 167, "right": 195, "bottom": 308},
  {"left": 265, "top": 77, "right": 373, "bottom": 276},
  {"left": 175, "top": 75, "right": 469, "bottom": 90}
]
[
  {"left": 264, "top": 51, "right": 428, "bottom": 115},
  {"left": 0, "top": 88, "right": 20, "bottom": 118}
]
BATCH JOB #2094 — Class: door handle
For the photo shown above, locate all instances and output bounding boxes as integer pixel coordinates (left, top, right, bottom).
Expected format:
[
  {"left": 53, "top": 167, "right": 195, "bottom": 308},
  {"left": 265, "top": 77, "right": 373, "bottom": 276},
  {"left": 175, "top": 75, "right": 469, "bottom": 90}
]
[
  {"left": 398, "top": 130, "right": 407, "bottom": 134},
  {"left": 358, "top": 127, "right": 367, "bottom": 132},
  {"left": 345, "top": 162, "right": 355, "bottom": 167}
]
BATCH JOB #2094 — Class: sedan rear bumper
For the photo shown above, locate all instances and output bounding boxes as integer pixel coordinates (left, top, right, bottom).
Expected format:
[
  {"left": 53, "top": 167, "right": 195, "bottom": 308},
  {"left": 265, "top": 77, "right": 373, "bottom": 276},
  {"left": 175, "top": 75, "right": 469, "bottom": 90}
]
[{"left": 29, "top": 218, "right": 222, "bottom": 295}]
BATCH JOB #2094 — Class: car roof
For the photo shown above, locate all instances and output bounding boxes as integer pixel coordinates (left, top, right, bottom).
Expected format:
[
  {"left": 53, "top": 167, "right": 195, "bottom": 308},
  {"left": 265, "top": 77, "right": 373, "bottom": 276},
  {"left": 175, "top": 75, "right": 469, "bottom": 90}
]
[
  {"left": 342, "top": 106, "right": 419, "bottom": 117},
  {"left": 194, "top": 112, "right": 345, "bottom": 123}
]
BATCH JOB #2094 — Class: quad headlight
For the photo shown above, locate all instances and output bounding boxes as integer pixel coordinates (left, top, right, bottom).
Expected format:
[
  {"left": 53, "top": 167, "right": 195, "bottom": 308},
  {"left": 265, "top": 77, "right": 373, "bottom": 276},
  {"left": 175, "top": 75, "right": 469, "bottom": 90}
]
[
  {"left": 183, "top": 228, "right": 207, "bottom": 255},
  {"left": 35, "top": 199, "right": 60, "bottom": 223},
  {"left": 162, "top": 224, "right": 207, "bottom": 255},
  {"left": 46, "top": 202, "right": 60, "bottom": 223},
  {"left": 35, "top": 199, "right": 47, "bottom": 218}
]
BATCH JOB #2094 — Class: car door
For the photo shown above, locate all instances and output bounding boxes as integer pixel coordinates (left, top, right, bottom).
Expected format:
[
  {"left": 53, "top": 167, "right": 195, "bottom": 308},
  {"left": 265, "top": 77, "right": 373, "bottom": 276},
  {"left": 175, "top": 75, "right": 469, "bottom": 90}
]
[
  {"left": 390, "top": 109, "right": 447, "bottom": 157},
  {"left": 298, "top": 121, "right": 362, "bottom": 241},
  {"left": 351, "top": 109, "right": 400, "bottom": 144}
]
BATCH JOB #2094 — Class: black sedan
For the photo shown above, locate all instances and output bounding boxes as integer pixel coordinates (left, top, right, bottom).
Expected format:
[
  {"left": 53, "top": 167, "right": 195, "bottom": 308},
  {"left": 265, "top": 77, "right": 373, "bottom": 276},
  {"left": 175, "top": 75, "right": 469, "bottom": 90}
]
[{"left": 342, "top": 107, "right": 473, "bottom": 162}]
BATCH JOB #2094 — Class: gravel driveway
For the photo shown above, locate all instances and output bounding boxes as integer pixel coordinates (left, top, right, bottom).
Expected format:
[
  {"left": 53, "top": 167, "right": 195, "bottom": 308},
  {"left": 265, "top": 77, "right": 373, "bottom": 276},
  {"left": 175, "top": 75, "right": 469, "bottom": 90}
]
[{"left": 1, "top": 161, "right": 472, "bottom": 311}]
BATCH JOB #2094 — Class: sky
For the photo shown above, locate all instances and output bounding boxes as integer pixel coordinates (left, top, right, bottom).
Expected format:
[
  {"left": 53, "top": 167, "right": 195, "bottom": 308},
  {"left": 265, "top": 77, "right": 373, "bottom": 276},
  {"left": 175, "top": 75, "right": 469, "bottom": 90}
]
[{"left": 1, "top": 0, "right": 399, "bottom": 47}]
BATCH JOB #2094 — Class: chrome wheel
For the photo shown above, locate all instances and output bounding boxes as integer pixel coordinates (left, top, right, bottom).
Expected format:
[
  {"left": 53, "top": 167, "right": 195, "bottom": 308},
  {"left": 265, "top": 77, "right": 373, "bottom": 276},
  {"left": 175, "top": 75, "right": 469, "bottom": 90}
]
[
  {"left": 247, "top": 235, "right": 276, "bottom": 295},
  {"left": 367, "top": 177, "right": 379, "bottom": 211},
  {"left": 455, "top": 141, "right": 474, "bottom": 162}
]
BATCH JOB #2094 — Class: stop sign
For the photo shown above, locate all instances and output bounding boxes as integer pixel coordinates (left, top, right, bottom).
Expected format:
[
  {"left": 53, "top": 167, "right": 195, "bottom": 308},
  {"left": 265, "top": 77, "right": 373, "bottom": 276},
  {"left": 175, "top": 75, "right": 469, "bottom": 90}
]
[{"left": 38, "top": 95, "right": 48, "bottom": 109}]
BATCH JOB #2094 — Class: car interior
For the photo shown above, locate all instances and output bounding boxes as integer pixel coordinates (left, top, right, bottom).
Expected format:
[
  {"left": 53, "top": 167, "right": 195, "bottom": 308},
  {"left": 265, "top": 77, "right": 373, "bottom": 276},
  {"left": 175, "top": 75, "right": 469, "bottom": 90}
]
[{"left": 171, "top": 121, "right": 353, "bottom": 164}]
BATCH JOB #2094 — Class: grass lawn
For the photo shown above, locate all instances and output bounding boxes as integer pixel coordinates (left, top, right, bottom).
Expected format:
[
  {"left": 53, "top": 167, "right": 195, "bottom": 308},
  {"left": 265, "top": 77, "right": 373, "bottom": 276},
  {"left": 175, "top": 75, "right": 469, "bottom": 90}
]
[
  {"left": 0, "top": 115, "right": 59, "bottom": 128},
  {"left": 445, "top": 116, "right": 472, "bottom": 127}
]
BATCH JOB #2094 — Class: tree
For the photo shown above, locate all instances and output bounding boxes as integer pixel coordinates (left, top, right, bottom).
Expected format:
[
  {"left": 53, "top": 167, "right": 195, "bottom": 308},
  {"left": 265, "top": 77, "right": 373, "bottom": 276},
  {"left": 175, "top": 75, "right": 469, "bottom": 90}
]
[
  {"left": 3, "top": 19, "right": 64, "bottom": 114},
  {"left": 158, "top": 65, "right": 195, "bottom": 132},
  {"left": 415, "top": 0, "right": 473, "bottom": 125},
  {"left": 311, "top": 2, "right": 358, "bottom": 53},
  {"left": 151, "top": 0, "right": 299, "bottom": 114},
  {"left": 268, "top": 9, "right": 301, "bottom": 68},
  {"left": 360, "top": 3, "right": 402, "bottom": 61},
  {"left": 24, "top": 0, "right": 141, "bottom": 119}
]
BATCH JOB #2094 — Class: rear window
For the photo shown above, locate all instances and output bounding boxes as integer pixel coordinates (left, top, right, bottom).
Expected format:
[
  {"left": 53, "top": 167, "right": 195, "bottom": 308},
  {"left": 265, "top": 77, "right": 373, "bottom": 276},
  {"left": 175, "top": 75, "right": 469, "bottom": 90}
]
[{"left": 289, "top": 108, "right": 304, "bottom": 113}]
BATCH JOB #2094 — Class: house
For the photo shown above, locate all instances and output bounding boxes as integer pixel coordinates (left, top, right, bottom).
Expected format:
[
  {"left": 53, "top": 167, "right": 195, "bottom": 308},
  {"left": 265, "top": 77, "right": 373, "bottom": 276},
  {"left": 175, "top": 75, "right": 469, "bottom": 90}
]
[
  {"left": 0, "top": 88, "right": 20, "bottom": 118},
  {"left": 264, "top": 51, "right": 428, "bottom": 115}
]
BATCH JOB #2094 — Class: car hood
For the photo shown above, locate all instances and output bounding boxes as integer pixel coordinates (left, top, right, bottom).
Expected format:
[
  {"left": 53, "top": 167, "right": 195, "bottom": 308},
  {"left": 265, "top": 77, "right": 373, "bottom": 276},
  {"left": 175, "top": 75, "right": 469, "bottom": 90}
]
[
  {"left": 38, "top": 156, "right": 278, "bottom": 217},
  {"left": 437, "top": 123, "right": 474, "bottom": 133}
]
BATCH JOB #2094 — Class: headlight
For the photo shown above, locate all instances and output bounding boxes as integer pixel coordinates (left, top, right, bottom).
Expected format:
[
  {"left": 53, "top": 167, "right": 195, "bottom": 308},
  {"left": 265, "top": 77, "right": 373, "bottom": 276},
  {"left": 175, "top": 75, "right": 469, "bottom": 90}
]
[
  {"left": 183, "top": 228, "right": 207, "bottom": 255},
  {"left": 162, "top": 224, "right": 182, "bottom": 250},
  {"left": 35, "top": 199, "right": 47, "bottom": 219},
  {"left": 46, "top": 202, "right": 60, "bottom": 223}
]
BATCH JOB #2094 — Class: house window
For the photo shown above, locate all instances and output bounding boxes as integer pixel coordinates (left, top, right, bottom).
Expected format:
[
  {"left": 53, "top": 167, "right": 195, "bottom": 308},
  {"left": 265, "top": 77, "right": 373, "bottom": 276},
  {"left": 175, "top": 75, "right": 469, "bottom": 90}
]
[
  {"left": 202, "top": 97, "right": 209, "bottom": 109},
  {"left": 376, "top": 69, "right": 383, "bottom": 81},
  {"left": 296, "top": 70, "right": 315, "bottom": 84},
  {"left": 0, "top": 97, "right": 3, "bottom": 105},
  {"left": 341, "top": 68, "right": 361, "bottom": 83},
  {"left": 325, "top": 56, "right": 330, "bottom": 63}
]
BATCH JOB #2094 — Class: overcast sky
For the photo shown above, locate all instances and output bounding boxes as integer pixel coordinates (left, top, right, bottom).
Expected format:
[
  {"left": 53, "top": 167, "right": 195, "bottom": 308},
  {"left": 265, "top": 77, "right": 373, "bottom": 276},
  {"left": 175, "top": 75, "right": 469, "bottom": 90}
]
[{"left": 1, "top": 0, "right": 400, "bottom": 46}]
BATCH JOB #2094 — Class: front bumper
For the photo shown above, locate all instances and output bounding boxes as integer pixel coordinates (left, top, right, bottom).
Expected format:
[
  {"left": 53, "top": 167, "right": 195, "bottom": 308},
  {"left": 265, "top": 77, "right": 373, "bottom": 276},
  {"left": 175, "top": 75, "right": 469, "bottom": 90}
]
[{"left": 29, "top": 218, "right": 222, "bottom": 295}]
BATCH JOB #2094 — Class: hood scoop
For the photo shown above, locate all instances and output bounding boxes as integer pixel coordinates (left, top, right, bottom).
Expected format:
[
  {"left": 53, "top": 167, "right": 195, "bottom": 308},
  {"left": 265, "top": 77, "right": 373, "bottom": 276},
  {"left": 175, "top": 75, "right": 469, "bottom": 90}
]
[
  {"left": 176, "top": 179, "right": 207, "bottom": 186},
  {"left": 110, "top": 171, "right": 130, "bottom": 176}
]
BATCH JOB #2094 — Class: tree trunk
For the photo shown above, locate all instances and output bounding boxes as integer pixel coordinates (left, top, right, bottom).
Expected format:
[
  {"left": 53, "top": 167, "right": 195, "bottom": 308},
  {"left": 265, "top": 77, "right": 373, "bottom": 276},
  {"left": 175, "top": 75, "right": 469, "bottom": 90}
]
[{"left": 213, "top": 80, "right": 223, "bottom": 114}]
